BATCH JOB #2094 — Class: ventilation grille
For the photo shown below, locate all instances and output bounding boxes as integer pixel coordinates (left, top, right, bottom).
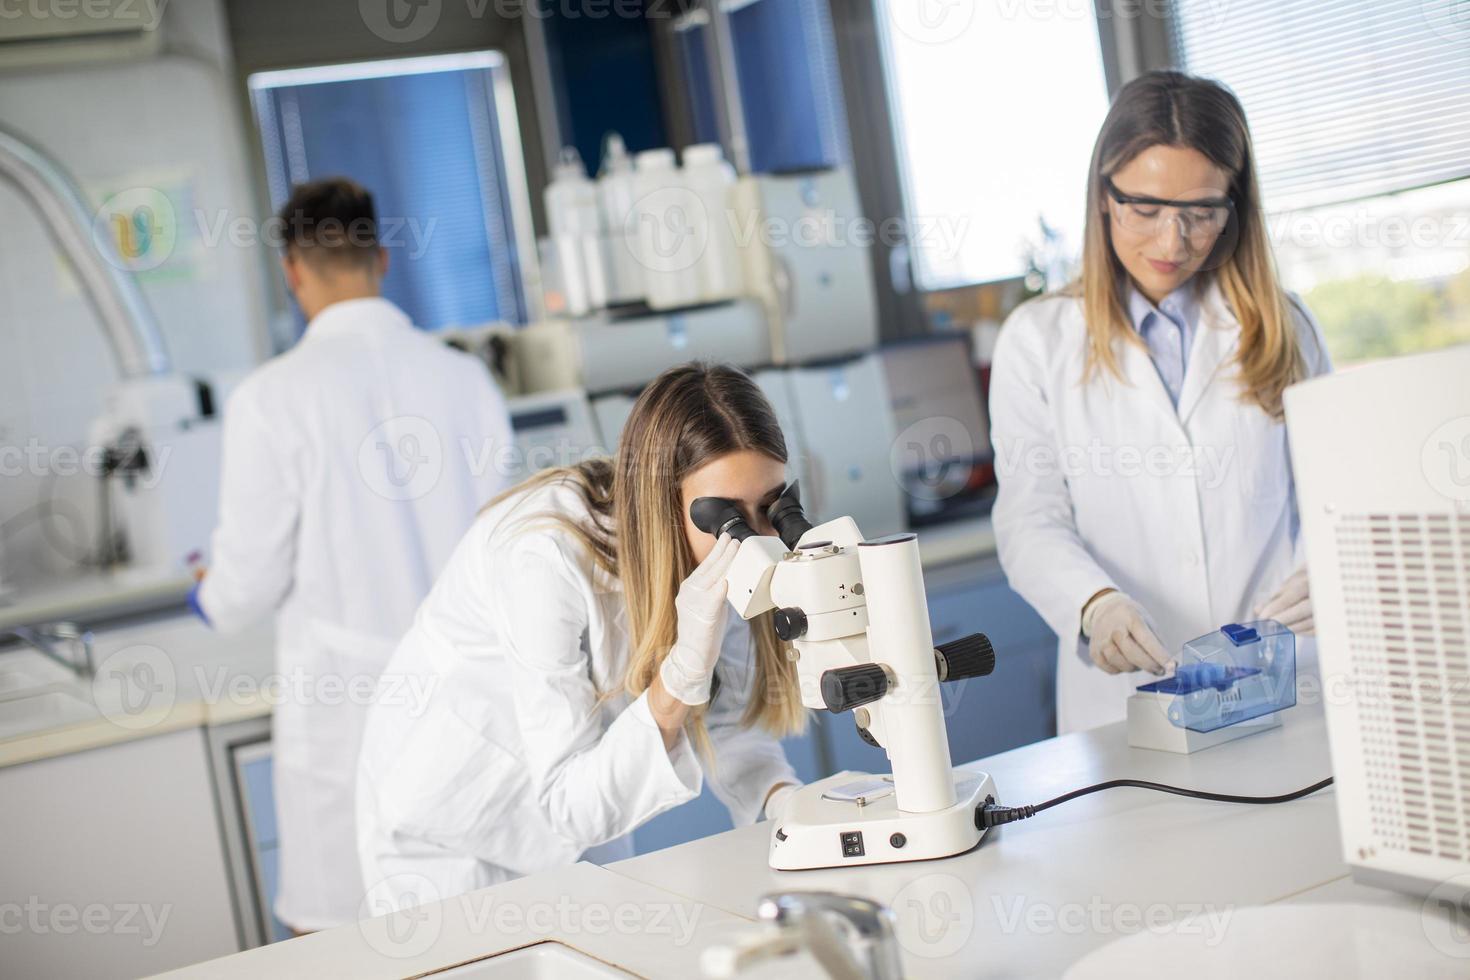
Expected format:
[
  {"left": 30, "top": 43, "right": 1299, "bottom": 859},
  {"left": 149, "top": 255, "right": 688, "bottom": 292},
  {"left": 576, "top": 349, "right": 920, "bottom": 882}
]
[{"left": 1335, "top": 512, "right": 1470, "bottom": 862}]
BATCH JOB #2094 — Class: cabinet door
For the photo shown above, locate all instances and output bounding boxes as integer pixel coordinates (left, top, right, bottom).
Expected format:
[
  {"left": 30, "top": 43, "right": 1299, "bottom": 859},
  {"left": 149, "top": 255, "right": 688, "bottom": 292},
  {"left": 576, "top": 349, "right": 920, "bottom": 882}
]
[{"left": 0, "top": 728, "right": 238, "bottom": 979}]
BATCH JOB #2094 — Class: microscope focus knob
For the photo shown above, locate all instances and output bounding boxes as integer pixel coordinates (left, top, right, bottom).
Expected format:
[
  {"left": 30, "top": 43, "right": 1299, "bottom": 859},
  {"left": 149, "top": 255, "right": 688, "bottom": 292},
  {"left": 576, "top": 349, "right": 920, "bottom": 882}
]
[
  {"left": 773, "top": 607, "right": 808, "bottom": 642},
  {"left": 820, "top": 664, "right": 890, "bottom": 713},
  {"left": 934, "top": 633, "right": 996, "bottom": 682}
]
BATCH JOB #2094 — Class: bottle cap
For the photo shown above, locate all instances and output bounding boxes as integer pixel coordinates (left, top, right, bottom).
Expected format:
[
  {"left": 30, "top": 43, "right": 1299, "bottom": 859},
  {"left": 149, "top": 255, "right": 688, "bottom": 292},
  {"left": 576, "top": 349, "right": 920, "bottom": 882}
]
[
  {"left": 554, "top": 145, "right": 587, "bottom": 181},
  {"left": 600, "top": 133, "right": 632, "bottom": 176},
  {"left": 635, "top": 147, "right": 676, "bottom": 170},
  {"left": 683, "top": 143, "right": 724, "bottom": 166}
]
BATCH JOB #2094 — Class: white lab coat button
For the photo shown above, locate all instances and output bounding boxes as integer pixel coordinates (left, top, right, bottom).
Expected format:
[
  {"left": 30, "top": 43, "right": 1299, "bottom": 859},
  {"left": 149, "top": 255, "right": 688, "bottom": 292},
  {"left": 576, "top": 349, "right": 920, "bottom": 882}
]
[{"left": 1184, "top": 551, "right": 1200, "bottom": 565}]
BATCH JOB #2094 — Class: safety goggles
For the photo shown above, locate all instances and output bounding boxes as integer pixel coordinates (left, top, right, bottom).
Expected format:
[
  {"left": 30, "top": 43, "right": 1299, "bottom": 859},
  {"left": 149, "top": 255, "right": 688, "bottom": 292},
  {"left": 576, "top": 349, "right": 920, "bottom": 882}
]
[{"left": 1105, "top": 179, "right": 1235, "bottom": 245}]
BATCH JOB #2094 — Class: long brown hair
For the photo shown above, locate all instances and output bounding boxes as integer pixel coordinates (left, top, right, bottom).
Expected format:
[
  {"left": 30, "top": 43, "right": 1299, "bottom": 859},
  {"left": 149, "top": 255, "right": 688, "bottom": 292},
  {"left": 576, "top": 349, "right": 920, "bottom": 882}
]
[
  {"left": 1072, "top": 70, "right": 1303, "bottom": 417},
  {"left": 488, "top": 363, "right": 804, "bottom": 743}
]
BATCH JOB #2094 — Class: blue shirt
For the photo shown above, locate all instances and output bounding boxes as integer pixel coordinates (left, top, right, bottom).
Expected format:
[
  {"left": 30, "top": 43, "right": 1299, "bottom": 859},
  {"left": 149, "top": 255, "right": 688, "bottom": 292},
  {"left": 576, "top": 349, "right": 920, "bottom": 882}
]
[{"left": 1127, "top": 284, "right": 1201, "bottom": 408}]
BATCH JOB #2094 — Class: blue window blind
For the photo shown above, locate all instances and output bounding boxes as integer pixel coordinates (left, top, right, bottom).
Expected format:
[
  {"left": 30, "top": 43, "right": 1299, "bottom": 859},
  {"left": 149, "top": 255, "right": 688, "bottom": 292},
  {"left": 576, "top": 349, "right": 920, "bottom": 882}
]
[
  {"left": 673, "top": 0, "right": 848, "bottom": 174},
  {"left": 673, "top": 13, "right": 723, "bottom": 147},
  {"left": 250, "top": 54, "right": 525, "bottom": 337},
  {"left": 726, "top": 0, "right": 848, "bottom": 173}
]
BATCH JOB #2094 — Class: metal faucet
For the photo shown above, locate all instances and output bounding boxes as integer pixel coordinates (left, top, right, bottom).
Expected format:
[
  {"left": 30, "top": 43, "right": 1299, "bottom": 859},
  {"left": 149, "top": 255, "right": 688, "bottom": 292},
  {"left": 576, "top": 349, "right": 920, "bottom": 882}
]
[
  {"left": 755, "top": 891, "right": 904, "bottom": 980},
  {"left": 1, "top": 623, "right": 96, "bottom": 678}
]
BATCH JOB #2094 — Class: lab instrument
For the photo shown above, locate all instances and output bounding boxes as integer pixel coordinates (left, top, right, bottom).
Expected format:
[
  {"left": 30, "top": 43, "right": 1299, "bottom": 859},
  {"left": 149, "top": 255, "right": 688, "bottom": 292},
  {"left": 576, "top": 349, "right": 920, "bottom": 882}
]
[
  {"left": 733, "top": 170, "right": 880, "bottom": 364},
  {"left": 1287, "top": 344, "right": 1470, "bottom": 904},
  {"left": 1126, "top": 620, "right": 1297, "bottom": 754},
  {"left": 503, "top": 389, "right": 607, "bottom": 485},
  {"left": 692, "top": 483, "right": 998, "bottom": 870}
]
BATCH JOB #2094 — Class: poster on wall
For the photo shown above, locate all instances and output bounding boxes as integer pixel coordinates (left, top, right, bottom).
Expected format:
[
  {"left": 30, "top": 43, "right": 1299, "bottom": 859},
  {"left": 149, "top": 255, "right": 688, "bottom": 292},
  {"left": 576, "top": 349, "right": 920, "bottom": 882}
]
[{"left": 57, "top": 168, "right": 206, "bottom": 291}]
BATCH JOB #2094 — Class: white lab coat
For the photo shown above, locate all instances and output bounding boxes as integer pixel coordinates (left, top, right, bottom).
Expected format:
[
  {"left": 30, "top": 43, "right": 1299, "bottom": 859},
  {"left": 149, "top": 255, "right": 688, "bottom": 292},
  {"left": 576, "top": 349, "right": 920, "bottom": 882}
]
[
  {"left": 197, "top": 297, "right": 512, "bottom": 930},
  {"left": 989, "top": 282, "right": 1331, "bottom": 734},
  {"left": 356, "top": 477, "right": 797, "bottom": 912}
]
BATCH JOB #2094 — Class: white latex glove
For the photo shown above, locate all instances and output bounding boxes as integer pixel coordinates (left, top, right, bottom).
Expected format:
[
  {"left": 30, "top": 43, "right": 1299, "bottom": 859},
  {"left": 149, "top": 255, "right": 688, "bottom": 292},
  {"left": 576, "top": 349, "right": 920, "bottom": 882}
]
[
  {"left": 764, "top": 783, "right": 799, "bottom": 822},
  {"left": 1255, "top": 565, "right": 1314, "bottom": 635},
  {"left": 659, "top": 534, "right": 739, "bottom": 705},
  {"left": 1082, "top": 591, "right": 1172, "bottom": 675}
]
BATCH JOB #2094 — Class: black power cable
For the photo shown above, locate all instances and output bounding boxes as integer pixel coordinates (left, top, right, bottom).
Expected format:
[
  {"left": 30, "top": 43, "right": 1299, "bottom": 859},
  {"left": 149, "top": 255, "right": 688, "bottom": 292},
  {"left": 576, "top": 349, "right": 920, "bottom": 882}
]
[{"left": 978, "top": 776, "right": 1334, "bottom": 829}]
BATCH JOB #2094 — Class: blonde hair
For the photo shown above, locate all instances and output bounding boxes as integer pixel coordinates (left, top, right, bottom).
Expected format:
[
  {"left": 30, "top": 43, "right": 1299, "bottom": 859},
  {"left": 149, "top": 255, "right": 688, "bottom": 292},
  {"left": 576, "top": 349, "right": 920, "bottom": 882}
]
[
  {"left": 486, "top": 364, "right": 805, "bottom": 747},
  {"left": 1072, "top": 70, "right": 1303, "bottom": 418}
]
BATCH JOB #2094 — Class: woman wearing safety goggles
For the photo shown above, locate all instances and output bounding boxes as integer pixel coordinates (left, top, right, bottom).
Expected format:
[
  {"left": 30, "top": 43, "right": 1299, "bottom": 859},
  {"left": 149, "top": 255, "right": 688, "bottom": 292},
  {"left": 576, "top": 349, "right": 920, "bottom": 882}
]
[{"left": 989, "top": 71, "right": 1330, "bottom": 734}]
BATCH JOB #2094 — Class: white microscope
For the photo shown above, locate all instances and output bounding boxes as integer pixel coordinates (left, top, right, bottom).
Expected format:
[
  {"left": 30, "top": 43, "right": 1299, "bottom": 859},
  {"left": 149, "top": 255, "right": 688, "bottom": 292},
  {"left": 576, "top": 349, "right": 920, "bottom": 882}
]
[{"left": 691, "top": 484, "right": 999, "bottom": 871}]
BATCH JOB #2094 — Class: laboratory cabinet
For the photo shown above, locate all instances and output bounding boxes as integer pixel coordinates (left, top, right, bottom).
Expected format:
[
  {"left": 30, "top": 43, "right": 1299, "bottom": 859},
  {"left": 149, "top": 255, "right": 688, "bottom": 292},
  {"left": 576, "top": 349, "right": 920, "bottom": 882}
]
[{"left": 0, "top": 727, "right": 239, "bottom": 979}]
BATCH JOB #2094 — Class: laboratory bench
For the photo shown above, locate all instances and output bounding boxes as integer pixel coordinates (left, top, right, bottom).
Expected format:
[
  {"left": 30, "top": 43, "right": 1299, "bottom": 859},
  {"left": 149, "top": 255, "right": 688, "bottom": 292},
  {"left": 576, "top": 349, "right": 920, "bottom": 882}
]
[{"left": 152, "top": 699, "right": 1465, "bottom": 978}]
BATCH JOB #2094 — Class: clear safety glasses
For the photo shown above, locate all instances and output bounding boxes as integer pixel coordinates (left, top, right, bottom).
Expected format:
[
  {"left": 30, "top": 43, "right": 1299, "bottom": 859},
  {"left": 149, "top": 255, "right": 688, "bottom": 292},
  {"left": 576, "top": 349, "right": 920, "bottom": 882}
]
[{"left": 1105, "top": 179, "right": 1235, "bottom": 247}]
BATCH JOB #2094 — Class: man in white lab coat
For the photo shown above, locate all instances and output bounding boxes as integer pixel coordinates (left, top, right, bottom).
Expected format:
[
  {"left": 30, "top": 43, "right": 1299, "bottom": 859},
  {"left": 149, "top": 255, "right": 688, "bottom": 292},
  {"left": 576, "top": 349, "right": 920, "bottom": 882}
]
[{"left": 192, "top": 178, "right": 513, "bottom": 932}]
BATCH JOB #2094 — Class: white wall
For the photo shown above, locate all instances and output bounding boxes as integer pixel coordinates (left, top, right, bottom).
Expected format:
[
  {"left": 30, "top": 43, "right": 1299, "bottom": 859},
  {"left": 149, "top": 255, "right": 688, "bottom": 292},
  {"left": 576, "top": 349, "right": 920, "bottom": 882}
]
[{"left": 0, "top": 0, "right": 268, "bottom": 585}]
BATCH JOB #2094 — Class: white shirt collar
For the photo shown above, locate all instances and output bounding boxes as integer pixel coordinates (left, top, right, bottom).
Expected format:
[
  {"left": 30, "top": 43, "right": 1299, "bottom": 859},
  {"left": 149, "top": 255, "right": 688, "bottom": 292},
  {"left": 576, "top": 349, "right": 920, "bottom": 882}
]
[{"left": 303, "top": 296, "right": 413, "bottom": 340}]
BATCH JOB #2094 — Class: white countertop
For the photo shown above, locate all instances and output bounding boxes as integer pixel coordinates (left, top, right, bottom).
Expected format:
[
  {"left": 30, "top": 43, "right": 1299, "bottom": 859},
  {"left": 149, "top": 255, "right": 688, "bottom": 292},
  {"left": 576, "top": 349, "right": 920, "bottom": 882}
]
[
  {"left": 148, "top": 862, "right": 774, "bottom": 980},
  {"left": 0, "top": 565, "right": 194, "bottom": 633},
  {"left": 148, "top": 696, "right": 1464, "bottom": 978},
  {"left": 0, "top": 612, "right": 275, "bottom": 767},
  {"left": 608, "top": 705, "right": 1351, "bottom": 977}
]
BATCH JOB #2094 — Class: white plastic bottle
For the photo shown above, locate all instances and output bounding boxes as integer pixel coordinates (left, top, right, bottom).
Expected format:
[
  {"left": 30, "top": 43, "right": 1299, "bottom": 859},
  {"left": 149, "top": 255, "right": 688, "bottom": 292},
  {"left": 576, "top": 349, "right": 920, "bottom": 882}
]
[
  {"left": 630, "top": 148, "right": 703, "bottom": 311},
  {"left": 597, "top": 133, "right": 643, "bottom": 306},
  {"left": 543, "top": 146, "right": 608, "bottom": 316},
  {"left": 681, "top": 143, "right": 743, "bottom": 302}
]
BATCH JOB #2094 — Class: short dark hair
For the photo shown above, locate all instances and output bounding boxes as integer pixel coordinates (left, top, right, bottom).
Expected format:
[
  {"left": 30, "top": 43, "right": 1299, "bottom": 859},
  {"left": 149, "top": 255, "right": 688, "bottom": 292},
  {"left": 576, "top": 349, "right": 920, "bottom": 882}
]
[{"left": 276, "top": 177, "right": 379, "bottom": 271}]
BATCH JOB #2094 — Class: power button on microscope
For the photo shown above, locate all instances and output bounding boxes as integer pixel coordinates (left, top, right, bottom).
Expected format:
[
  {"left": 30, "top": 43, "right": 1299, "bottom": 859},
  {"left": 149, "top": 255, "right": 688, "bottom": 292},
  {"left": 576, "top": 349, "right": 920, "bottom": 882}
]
[{"left": 840, "top": 831, "right": 865, "bottom": 857}]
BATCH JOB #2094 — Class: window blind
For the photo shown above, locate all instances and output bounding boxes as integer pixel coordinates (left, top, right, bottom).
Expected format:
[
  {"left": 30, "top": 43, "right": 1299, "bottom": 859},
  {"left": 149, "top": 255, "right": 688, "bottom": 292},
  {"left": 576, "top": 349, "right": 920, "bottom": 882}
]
[
  {"left": 725, "top": 0, "right": 849, "bottom": 173},
  {"left": 672, "top": 0, "right": 849, "bottom": 174},
  {"left": 250, "top": 55, "right": 525, "bottom": 337},
  {"left": 1170, "top": 0, "right": 1470, "bottom": 211}
]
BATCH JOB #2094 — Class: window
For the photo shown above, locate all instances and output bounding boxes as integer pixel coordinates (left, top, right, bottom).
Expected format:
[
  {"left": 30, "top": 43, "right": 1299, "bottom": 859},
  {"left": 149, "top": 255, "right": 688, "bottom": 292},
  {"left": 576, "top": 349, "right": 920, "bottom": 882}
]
[
  {"left": 249, "top": 52, "right": 532, "bottom": 339},
  {"left": 671, "top": 0, "right": 849, "bottom": 173},
  {"left": 1171, "top": 0, "right": 1470, "bottom": 362},
  {"left": 875, "top": 0, "right": 1111, "bottom": 289}
]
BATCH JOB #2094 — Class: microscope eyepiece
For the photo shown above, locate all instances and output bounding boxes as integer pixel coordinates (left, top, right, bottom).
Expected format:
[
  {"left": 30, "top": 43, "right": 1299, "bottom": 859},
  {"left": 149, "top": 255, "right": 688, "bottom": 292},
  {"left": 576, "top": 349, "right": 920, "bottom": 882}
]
[
  {"left": 766, "top": 481, "right": 814, "bottom": 549},
  {"left": 689, "top": 496, "right": 757, "bottom": 541}
]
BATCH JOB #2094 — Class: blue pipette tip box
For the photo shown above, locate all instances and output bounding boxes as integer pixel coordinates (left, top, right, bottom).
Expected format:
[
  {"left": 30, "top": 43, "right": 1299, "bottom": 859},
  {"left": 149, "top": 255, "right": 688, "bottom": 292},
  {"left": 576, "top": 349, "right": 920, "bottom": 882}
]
[{"left": 1138, "top": 620, "right": 1297, "bottom": 734}]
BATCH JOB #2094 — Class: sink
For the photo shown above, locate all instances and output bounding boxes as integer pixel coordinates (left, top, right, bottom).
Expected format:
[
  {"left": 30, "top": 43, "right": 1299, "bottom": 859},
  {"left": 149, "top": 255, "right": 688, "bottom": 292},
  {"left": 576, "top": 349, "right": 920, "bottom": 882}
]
[
  {"left": 0, "top": 690, "right": 97, "bottom": 740},
  {"left": 428, "top": 942, "right": 636, "bottom": 978},
  {"left": 0, "top": 649, "right": 78, "bottom": 700}
]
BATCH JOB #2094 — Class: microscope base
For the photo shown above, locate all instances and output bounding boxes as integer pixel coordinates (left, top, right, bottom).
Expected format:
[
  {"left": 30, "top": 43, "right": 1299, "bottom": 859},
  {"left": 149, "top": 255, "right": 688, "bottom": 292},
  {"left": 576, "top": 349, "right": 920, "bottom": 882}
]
[{"left": 768, "top": 769, "right": 996, "bottom": 871}]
